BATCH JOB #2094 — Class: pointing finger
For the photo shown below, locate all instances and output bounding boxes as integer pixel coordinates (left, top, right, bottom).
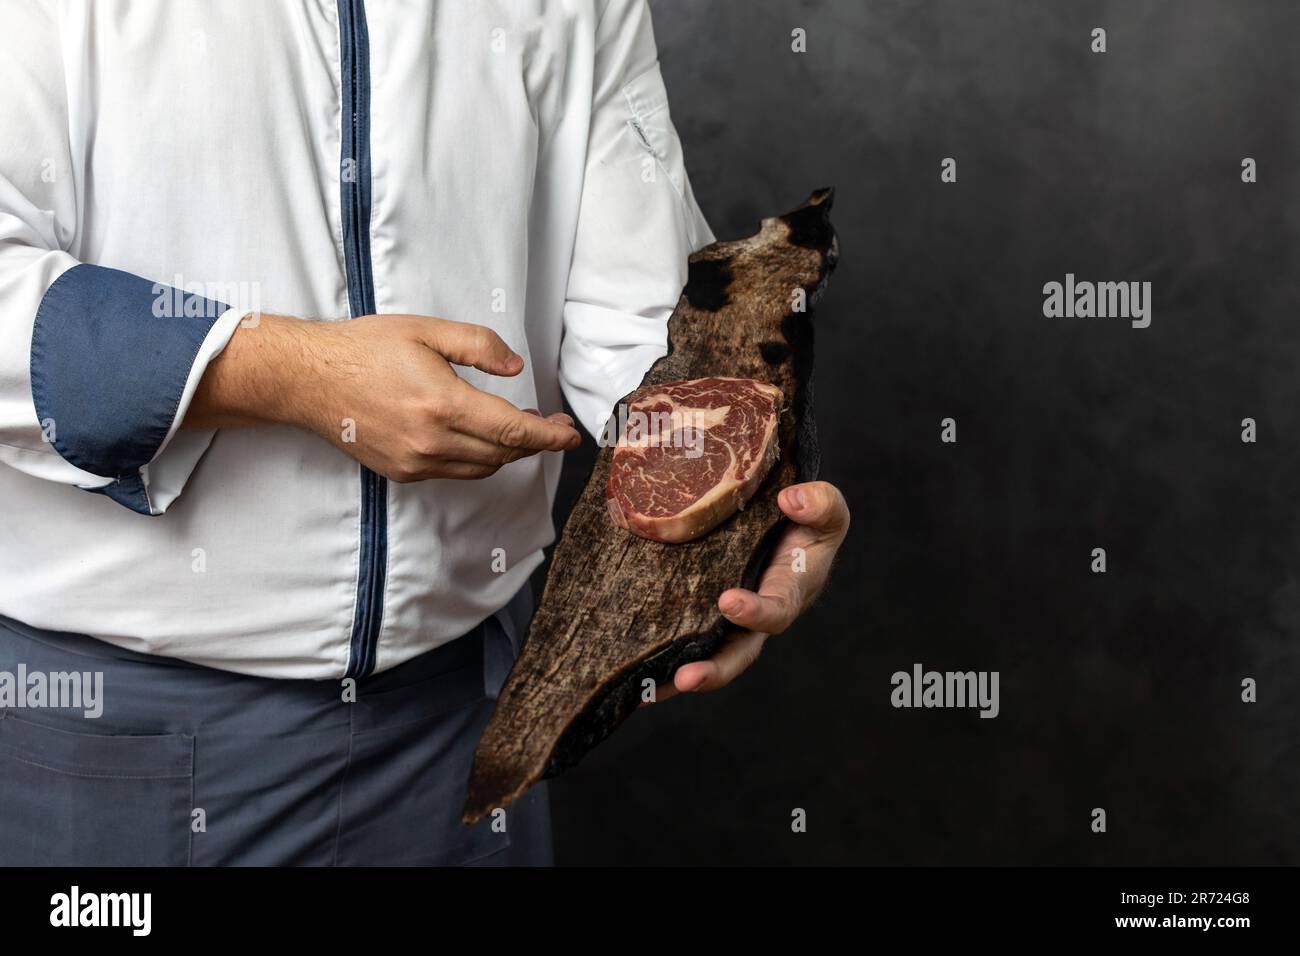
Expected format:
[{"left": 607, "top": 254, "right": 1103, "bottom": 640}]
[{"left": 455, "top": 387, "right": 582, "bottom": 452}]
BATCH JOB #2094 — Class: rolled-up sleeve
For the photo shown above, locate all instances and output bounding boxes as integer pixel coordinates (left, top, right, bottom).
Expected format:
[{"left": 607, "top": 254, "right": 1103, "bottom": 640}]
[
  {"left": 0, "top": 1, "right": 245, "bottom": 515},
  {"left": 560, "top": 0, "right": 715, "bottom": 439}
]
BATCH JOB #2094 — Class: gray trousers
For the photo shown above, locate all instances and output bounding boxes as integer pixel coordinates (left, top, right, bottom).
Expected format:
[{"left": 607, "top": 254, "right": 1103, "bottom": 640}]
[{"left": 0, "top": 586, "right": 551, "bottom": 866}]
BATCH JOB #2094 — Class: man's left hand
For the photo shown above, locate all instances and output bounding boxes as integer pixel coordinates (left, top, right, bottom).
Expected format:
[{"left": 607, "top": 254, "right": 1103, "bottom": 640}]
[{"left": 655, "top": 480, "right": 851, "bottom": 701}]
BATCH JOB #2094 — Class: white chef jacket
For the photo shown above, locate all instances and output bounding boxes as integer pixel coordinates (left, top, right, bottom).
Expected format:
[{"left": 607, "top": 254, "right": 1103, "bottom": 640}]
[{"left": 0, "top": 0, "right": 713, "bottom": 678}]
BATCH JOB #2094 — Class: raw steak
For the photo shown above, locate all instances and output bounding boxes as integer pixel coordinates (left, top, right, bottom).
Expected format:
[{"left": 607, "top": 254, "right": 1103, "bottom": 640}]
[
  {"left": 606, "top": 377, "right": 784, "bottom": 544},
  {"left": 463, "top": 189, "right": 838, "bottom": 823}
]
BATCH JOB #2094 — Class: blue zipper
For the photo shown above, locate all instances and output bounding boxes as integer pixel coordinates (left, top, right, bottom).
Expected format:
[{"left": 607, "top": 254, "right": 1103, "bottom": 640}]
[{"left": 338, "top": 0, "right": 386, "bottom": 678}]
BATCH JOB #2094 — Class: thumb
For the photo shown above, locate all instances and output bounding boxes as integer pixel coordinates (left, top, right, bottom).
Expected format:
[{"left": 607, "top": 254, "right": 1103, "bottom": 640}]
[{"left": 416, "top": 318, "right": 524, "bottom": 376}]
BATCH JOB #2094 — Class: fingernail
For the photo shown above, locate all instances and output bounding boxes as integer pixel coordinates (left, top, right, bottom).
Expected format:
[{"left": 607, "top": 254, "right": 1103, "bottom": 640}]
[
  {"left": 787, "top": 487, "right": 807, "bottom": 511},
  {"left": 722, "top": 597, "right": 744, "bottom": 616}
]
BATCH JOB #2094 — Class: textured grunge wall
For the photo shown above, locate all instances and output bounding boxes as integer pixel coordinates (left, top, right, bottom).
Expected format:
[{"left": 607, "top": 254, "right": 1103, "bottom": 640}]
[{"left": 540, "top": 0, "right": 1300, "bottom": 864}]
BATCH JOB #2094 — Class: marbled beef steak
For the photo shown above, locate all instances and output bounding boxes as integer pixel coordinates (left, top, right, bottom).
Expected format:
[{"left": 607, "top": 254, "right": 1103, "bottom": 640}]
[
  {"left": 463, "top": 189, "right": 838, "bottom": 823},
  {"left": 606, "top": 377, "right": 784, "bottom": 544}
]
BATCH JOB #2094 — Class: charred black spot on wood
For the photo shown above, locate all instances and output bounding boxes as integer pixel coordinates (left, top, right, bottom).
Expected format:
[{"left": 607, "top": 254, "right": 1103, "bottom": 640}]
[
  {"left": 781, "top": 187, "right": 836, "bottom": 253},
  {"left": 684, "top": 258, "right": 732, "bottom": 311},
  {"left": 782, "top": 311, "right": 820, "bottom": 484},
  {"left": 759, "top": 340, "right": 792, "bottom": 364}
]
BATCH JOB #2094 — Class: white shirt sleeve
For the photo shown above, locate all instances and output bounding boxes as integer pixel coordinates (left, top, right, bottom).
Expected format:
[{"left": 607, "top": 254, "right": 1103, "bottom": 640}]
[
  {"left": 0, "top": 1, "right": 244, "bottom": 515},
  {"left": 559, "top": 0, "right": 715, "bottom": 440}
]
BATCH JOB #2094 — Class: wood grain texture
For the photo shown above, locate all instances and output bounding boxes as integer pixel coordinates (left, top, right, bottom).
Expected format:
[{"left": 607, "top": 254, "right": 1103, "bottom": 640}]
[{"left": 464, "top": 189, "right": 839, "bottom": 823}]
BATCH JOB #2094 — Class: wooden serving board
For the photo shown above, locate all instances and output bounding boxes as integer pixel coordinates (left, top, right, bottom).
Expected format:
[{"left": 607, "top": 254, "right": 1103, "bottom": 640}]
[{"left": 463, "top": 189, "right": 839, "bottom": 822}]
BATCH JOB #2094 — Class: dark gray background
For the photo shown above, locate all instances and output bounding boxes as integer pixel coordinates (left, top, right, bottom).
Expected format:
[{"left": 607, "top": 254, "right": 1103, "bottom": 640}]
[{"left": 539, "top": 0, "right": 1300, "bottom": 864}]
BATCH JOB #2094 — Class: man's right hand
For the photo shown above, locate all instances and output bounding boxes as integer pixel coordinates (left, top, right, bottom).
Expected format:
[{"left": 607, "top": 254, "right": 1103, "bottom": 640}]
[{"left": 186, "top": 313, "right": 582, "bottom": 481}]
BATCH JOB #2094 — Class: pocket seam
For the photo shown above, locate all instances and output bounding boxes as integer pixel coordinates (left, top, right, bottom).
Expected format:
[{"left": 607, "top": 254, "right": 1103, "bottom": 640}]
[
  {"left": 0, "top": 749, "right": 191, "bottom": 781},
  {"left": 0, "top": 710, "right": 194, "bottom": 778}
]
